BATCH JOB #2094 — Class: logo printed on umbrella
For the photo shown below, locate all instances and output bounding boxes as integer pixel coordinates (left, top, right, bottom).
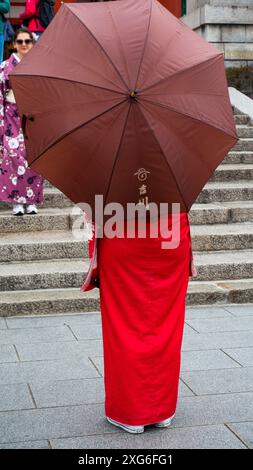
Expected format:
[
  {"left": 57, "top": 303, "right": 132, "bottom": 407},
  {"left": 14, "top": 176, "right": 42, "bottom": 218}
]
[
  {"left": 139, "top": 184, "right": 147, "bottom": 195},
  {"left": 134, "top": 168, "right": 151, "bottom": 208},
  {"left": 134, "top": 168, "right": 150, "bottom": 182}
]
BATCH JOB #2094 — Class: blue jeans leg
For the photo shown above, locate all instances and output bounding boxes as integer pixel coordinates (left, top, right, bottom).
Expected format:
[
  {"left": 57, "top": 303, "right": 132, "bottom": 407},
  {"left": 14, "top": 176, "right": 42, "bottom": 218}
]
[{"left": 0, "top": 34, "right": 4, "bottom": 63}]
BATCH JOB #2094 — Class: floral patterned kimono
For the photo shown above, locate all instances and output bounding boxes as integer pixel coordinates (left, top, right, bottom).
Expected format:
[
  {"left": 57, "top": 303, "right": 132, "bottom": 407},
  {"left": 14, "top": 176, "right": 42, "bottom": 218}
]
[{"left": 0, "top": 53, "right": 43, "bottom": 205}]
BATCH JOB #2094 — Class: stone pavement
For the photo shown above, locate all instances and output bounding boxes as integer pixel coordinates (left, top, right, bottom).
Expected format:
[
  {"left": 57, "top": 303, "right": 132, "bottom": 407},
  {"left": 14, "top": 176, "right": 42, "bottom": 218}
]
[{"left": 0, "top": 304, "right": 252, "bottom": 449}]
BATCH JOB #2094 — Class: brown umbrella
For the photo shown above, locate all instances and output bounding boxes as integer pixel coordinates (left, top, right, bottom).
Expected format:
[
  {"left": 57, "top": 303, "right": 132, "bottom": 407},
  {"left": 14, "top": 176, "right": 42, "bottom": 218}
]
[{"left": 10, "top": 0, "right": 238, "bottom": 215}]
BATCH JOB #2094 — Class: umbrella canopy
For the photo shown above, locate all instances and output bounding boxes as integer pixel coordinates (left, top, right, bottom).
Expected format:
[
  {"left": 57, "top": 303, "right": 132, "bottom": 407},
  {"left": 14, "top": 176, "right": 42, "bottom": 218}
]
[{"left": 10, "top": 0, "right": 238, "bottom": 215}]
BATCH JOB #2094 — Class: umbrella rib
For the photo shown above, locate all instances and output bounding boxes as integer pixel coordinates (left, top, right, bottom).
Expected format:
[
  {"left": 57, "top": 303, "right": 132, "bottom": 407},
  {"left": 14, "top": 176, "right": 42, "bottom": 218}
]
[
  {"left": 138, "top": 104, "right": 189, "bottom": 212},
  {"left": 103, "top": 103, "right": 132, "bottom": 208},
  {"left": 11, "top": 74, "right": 126, "bottom": 97},
  {"left": 141, "top": 97, "right": 238, "bottom": 139},
  {"left": 134, "top": 0, "right": 153, "bottom": 91},
  {"left": 68, "top": 7, "right": 129, "bottom": 91},
  {"left": 106, "top": 2, "right": 132, "bottom": 90},
  {"left": 29, "top": 99, "right": 127, "bottom": 166},
  {"left": 140, "top": 98, "right": 231, "bottom": 175},
  {"left": 144, "top": 90, "right": 225, "bottom": 97},
  {"left": 141, "top": 54, "right": 223, "bottom": 94}
]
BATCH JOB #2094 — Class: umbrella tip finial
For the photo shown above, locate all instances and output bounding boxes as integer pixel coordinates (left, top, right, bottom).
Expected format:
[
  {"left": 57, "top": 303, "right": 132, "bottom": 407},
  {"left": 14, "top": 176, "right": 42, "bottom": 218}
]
[{"left": 130, "top": 90, "right": 138, "bottom": 100}]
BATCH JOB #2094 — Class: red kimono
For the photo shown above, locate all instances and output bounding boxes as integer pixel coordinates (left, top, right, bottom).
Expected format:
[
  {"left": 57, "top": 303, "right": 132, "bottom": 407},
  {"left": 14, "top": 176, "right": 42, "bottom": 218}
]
[
  {"left": 81, "top": 212, "right": 196, "bottom": 426},
  {"left": 19, "top": 0, "right": 45, "bottom": 33}
]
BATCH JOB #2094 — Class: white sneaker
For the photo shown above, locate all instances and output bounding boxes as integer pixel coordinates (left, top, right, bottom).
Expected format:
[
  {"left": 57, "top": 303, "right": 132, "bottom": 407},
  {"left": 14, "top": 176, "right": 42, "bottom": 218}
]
[
  {"left": 12, "top": 204, "right": 25, "bottom": 216},
  {"left": 154, "top": 413, "right": 175, "bottom": 428},
  {"left": 106, "top": 417, "right": 144, "bottom": 434},
  {"left": 25, "top": 204, "right": 38, "bottom": 215}
]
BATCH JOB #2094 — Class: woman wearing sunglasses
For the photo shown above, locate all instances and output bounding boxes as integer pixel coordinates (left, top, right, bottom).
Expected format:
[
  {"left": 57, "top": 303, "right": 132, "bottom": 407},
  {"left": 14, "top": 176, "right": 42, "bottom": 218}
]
[{"left": 0, "top": 27, "right": 44, "bottom": 215}]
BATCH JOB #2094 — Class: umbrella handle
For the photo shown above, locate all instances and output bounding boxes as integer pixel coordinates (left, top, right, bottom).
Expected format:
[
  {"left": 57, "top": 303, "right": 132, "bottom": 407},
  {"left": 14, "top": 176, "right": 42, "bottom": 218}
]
[{"left": 22, "top": 114, "right": 34, "bottom": 140}]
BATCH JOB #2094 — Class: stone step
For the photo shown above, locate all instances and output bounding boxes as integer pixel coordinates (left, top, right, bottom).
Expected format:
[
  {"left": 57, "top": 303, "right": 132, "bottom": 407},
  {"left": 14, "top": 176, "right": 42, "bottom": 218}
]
[
  {"left": 0, "top": 280, "right": 252, "bottom": 316},
  {"left": 0, "top": 207, "right": 87, "bottom": 234},
  {"left": 210, "top": 164, "right": 253, "bottom": 182},
  {"left": 0, "top": 208, "right": 73, "bottom": 233},
  {"left": 189, "top": 202, "right": 253, "bottom": 224},
  {"left": 0, "top": 250, "right": 252, "bottom": 292},
  {"left": 193, "top": 250, "right": 253, "bottom": 282},
  {"left": 235, "top": 125, "right": 253, "bottom": 138},
  {"left": 191, "top": 222, "right": 253, "bottom": 251},
  {"left": 196, "top": 181, "right": 253, "bottom": 203},
  {"left": 232, "top": 107, "right": 247, "bottom": 116},
  {"left": 0, "top": 201, "right": 252, "bottom": 236},
  {"left": 187, "top": 280, "right": 253, "bottom": 306},
  {"left": 0, "top": 223, "right": 252, "bottom": 263},
  {"left": 233, "top": 138, "right": 253, "bottom": 152},
  {"left": 0, "top": 230, "right": 89, "bottom": 262},
  {"left": 0, "top": 288, "right": 100, "bottom": 316},
  {"left": 223, "top": 151, "right": 253, "bottom": 164},
  {"left": 44, "top": 180, "right": 53, "bottom": 189},
  {"left": 41, "top": 188, "right": 74, "bottom": 209},
  {"left": 0, "top": 258, "right": 89, "bottom": 291},
  {"left": 234, "top": 114, "right": 250, "bottom": 125}
]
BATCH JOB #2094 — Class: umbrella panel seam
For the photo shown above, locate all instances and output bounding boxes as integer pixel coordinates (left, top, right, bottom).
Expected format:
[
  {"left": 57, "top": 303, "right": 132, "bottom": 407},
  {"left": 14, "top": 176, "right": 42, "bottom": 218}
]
[
  {"left": 134, "top": 0, "right": 153, "bottom": 92},
  {"left": 105, "top": 2, "right": 132, "bottom": 91},
  {"left": 27, "top": 99, "right": 127, "bottom": 166},
  {"left": 141, "top": 53, "right": 223, "bottom": 94},
  {"left": 10, "top": 74, "right": 126, "bottom": 97},
  {"left": 141, "top": 97, "right": 238, "bottom": 140},
  {"left": 67, "top": 5, "right": 129, "bottom": 92},
  {"left": 140, "top": 99, "right": 231, "bottom": 177},
  {"left": 103, "top": 103, "right": 132, "bottom": 208},
  {"left": 137, "top": 105, "right": 189, "bottom": 212}
]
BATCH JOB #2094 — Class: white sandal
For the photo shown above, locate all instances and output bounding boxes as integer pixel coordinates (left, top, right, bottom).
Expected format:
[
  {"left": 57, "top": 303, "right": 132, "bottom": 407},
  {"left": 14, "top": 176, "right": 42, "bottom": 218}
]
[
  {"left": 12, "top": 204, "right": 25, "bottom": 216},
  {"left": 106, "top": 416, "right": 144, "bottom": 434},
  {"left": 25, "top": 204, "right": 38, "bottom": 215},
  {"left": 154, "top": 413, "right": 175, "bottom": 428}
]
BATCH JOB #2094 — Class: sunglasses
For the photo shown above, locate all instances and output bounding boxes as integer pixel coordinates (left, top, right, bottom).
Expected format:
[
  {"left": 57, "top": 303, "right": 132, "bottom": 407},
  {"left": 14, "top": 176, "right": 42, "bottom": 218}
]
[{"left": 16, "top": 39, "right": 33, "bottom": 45}]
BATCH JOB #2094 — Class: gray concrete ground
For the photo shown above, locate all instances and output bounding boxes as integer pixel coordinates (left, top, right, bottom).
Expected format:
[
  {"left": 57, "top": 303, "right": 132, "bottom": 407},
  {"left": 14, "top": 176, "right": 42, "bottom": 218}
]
[{"left": 0, "top": 304, "right": 252, "bottom": 449}]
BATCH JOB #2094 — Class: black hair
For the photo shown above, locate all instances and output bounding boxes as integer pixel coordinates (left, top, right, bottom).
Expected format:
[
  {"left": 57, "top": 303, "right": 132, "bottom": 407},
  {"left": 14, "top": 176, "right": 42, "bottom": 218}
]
[{"left": 13, "top": 28, "right": 35, "bottom": 44}]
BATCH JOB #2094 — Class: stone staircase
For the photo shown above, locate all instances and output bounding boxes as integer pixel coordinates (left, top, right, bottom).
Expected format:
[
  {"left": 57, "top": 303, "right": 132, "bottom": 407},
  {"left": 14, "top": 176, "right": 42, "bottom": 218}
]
[{"left": 0, "top": 107, "right": 252, "bottom": 316}]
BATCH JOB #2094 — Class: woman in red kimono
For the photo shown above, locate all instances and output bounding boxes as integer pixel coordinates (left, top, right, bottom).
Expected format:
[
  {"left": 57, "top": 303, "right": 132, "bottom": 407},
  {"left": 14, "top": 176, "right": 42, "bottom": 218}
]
[
  {"left": 19, "top": 0, "right": 45, "bottom": 41},
  {"left": 81, "top": 210, "right": 196, "bottom": 434}
]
